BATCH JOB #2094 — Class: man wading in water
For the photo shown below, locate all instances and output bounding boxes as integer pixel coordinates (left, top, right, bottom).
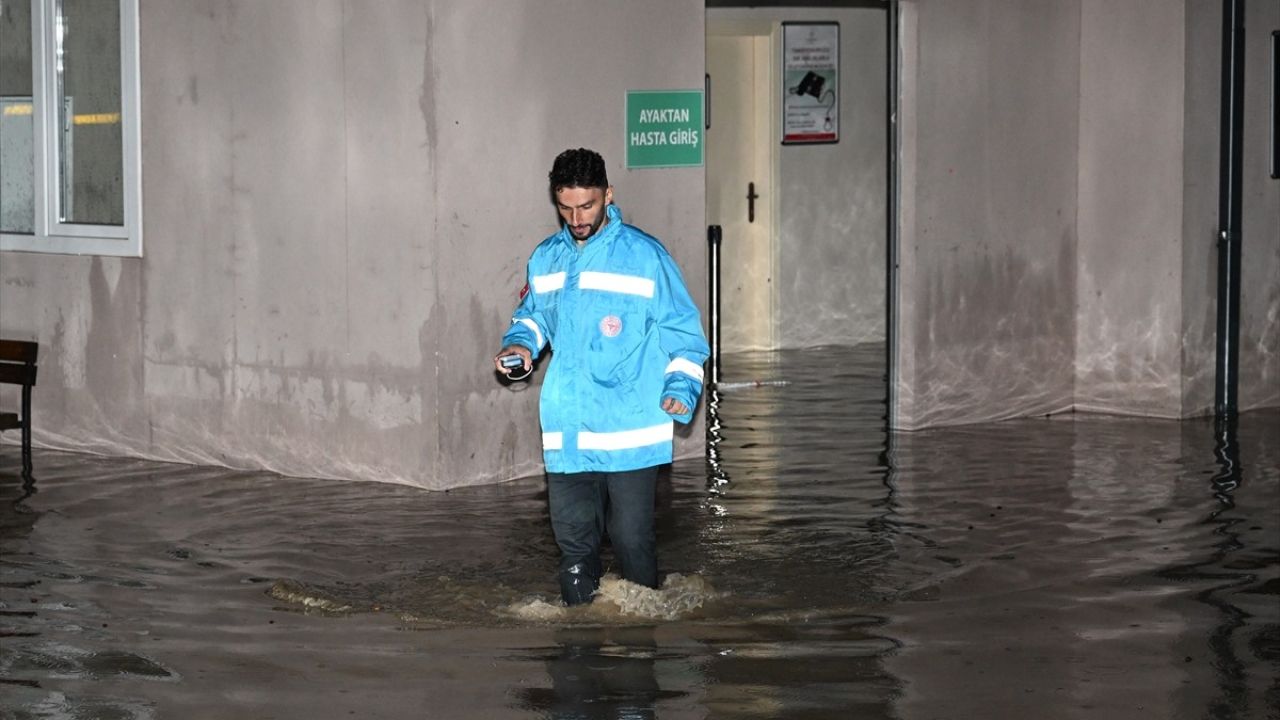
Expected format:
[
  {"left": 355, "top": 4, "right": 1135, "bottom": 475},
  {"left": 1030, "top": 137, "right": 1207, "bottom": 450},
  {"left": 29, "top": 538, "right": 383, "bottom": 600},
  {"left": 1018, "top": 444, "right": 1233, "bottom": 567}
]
[{"left": 494, "top": 148, "right": 709, "bottom": 606}]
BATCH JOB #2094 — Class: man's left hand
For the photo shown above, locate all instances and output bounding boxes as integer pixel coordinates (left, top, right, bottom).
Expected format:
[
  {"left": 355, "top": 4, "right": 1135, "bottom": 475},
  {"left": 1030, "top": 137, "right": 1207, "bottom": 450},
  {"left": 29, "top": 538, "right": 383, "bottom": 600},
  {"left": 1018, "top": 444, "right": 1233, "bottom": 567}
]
[{"left": 661, "top": 396, "right": 688, "bottom": 416}]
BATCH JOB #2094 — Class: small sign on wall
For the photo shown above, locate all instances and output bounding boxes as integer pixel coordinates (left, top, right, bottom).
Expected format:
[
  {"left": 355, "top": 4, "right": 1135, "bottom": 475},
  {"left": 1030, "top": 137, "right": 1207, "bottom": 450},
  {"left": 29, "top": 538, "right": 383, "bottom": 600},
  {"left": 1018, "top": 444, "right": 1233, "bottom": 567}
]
[
  {"left": 782, "top": 22, "right": 839, "bottom": 145},
  {"left": 625, "top": 90, "right": 704, "bottom": 168}
]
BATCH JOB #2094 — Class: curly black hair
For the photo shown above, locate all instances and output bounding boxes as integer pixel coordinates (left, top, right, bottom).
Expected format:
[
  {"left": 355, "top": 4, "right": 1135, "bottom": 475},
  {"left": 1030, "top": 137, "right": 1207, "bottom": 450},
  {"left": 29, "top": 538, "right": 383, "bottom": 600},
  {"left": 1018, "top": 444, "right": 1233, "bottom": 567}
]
[{"left": 548, "top": 148, "right": 609, "bottom": 193}]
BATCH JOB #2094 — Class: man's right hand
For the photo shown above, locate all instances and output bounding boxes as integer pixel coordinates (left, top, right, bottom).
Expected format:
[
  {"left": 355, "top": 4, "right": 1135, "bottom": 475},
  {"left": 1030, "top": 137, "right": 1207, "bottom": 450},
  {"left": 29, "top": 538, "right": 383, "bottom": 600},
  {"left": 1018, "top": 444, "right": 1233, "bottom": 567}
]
[{"left": 493, "top": 345, "right": 532, "bottom": 375}]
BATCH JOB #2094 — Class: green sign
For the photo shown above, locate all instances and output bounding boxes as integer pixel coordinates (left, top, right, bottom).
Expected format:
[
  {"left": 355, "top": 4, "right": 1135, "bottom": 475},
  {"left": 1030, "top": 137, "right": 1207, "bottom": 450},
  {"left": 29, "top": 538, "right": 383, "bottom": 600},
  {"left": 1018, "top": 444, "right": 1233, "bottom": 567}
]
[{"left": 625, "top": 90, "right": 704, "bottom": 168}]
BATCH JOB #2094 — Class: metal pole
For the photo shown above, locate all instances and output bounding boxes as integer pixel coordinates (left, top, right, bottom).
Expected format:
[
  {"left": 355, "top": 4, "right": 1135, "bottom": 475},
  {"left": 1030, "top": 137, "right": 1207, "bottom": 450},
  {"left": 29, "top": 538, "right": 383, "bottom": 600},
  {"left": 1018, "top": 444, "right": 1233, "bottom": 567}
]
[
  {"left": 706, "top": 224, "right": 728, "bottom": 486},
  {"left": 1214, "top": 0, "right": 1245, "bottom": 419},
  {"left": 708, "top": 225, "right": 722, "bottom": 387}
]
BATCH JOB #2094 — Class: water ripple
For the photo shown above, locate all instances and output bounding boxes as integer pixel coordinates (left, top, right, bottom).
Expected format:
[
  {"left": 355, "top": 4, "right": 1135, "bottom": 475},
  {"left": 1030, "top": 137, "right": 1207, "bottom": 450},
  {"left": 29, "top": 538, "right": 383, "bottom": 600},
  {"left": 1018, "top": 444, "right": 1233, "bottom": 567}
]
[{"left": 1, "top": 345, "right": 1276, "bottom": 718}]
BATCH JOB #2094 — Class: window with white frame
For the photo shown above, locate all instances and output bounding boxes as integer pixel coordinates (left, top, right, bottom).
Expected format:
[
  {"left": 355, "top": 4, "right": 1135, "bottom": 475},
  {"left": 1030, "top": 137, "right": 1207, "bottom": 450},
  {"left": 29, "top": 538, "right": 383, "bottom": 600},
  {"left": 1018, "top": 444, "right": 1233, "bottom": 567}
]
[{"left": 1, "top": 0, "right": 141, "bottom": 257}]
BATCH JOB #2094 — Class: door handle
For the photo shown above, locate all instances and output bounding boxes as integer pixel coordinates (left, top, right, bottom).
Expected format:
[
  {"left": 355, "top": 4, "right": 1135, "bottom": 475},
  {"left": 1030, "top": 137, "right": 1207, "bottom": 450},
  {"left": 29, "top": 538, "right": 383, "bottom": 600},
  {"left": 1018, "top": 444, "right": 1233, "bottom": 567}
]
[{"left": 747, "top": 182, "right": 759, "bottom": 223}]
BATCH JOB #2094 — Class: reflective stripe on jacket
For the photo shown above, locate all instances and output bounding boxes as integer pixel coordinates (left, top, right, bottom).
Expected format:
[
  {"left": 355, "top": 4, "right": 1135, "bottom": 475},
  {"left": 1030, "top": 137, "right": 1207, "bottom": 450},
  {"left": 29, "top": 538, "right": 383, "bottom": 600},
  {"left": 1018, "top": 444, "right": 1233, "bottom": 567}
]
[{"left": 502, "top": 204, "right": 709, "bottom": 473}]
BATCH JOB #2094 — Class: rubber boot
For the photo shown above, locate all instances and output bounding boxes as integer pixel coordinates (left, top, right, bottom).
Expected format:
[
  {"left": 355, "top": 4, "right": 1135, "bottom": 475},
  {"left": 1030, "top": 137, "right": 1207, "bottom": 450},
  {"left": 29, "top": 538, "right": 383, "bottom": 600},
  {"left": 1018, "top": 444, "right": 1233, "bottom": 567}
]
[{"left": 559, "top": 563, "right": 598, "bottom": 606}]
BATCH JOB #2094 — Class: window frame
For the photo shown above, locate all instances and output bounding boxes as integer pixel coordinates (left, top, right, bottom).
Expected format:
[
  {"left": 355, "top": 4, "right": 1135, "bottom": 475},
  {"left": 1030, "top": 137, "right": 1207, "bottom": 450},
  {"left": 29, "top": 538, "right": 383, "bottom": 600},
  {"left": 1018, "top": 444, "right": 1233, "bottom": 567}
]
[{"left": 1, "top": 0, "right": 142, "bottom": 257}]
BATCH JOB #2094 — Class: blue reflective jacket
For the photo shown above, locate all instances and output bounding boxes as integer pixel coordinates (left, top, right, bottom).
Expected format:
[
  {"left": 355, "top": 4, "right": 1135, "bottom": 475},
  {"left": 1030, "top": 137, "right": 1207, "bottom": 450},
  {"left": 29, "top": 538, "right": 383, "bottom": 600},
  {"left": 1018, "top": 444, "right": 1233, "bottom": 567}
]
[{"left": 502, "top": 204, "right": 709, "bottom": 473}]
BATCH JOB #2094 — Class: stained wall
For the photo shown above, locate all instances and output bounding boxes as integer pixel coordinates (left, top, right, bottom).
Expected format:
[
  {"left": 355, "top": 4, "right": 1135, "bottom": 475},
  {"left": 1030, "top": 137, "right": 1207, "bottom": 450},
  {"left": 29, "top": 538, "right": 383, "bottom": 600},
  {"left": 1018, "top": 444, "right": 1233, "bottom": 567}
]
[
  {"left": 896, "top": 0, "right": 1279, "bottom": 428},
  {"left": 3, "top": 1, "right": 1276, "bottom": 482},
  {"left": 0, "top": 0, "right": 708, "bottom": 488},
  {"left": 897, "top": 0, "right": 1081, "bottom": 428}
]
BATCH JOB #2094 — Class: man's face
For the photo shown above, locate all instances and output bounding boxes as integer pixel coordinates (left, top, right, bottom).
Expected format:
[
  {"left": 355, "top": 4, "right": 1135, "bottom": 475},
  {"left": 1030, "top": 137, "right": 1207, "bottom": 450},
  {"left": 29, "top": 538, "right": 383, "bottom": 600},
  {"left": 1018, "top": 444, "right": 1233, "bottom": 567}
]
[{"left": 555, "top": 185, "right": 612, "bottom": 241}]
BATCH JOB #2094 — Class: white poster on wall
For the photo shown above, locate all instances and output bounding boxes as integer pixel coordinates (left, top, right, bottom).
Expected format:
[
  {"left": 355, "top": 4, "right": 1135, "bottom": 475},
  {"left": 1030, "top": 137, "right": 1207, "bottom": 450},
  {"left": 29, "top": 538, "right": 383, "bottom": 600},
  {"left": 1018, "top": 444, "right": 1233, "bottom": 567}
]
[{"left": 781, "top": 22, "right": 839, "bottom": 145}]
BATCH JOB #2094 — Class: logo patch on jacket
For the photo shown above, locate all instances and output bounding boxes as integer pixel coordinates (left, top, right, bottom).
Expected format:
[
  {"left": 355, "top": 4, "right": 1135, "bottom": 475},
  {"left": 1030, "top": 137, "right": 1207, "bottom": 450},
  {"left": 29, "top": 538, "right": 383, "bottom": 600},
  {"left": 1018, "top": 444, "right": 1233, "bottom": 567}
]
[{"left": 599, "top": 315, "right": 623, "bottom": 338}]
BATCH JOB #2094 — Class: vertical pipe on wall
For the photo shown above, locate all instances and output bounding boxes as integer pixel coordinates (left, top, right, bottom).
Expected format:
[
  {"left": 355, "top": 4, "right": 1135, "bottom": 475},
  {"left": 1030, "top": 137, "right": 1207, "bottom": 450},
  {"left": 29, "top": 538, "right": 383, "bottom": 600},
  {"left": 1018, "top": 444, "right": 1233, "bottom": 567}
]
[
  {"left": 1214, "top": 0, "right": 1245, "bottom": 419},
  {"left": 708, "top": 225, "right": 723, "bottom": 387},
  {"left": 706, "top": 224, "right": 729, "bottom": 486}
]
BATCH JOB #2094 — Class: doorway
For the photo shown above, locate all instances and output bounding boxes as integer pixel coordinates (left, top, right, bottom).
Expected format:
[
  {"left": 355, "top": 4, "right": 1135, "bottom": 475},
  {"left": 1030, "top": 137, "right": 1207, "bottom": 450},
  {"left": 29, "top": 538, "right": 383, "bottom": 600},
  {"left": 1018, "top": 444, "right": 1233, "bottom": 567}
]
[
  {"left": 706, "top": 27, "right": 777, "bottom": 351},
  {"left": 705, "top": 5, "right": 890, "bottom": 360}
]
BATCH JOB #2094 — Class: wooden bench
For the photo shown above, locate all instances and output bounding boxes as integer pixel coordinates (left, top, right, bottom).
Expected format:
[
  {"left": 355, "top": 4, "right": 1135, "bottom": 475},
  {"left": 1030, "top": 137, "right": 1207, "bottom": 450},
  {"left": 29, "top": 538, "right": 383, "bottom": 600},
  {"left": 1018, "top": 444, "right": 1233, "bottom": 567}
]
[{"left": 0, "top": 339, "right": 38, "bottom": 475}]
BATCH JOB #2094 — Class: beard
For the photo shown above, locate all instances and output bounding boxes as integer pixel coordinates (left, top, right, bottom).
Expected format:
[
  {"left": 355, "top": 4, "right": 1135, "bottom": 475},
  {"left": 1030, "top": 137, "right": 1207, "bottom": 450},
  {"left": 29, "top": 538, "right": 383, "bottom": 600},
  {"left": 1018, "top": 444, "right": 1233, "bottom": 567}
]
[{"left": 570, "top": 213, "right": 606, "bottom": 241}]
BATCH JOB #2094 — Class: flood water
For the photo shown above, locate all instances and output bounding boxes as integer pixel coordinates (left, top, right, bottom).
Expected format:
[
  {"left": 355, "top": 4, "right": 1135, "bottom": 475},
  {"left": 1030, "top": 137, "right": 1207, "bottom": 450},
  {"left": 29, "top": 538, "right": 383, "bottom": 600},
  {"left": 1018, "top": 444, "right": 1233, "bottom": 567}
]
[{"left": 2, "top": 345, "right": 1277, "bottom": 719}]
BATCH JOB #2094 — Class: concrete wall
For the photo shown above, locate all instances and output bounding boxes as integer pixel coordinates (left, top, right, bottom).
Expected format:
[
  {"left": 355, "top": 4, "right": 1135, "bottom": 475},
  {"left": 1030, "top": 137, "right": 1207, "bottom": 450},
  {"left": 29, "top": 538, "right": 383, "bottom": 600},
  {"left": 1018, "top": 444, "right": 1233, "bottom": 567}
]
[
  {"left": 897, "top": 0, "right": 1081, "bottom": 428},
  {"left": 5, "top": 0, "right": 1275, "bottom": 480},
  {"left": 1079, "top": 0, "right": 1279, "bottom": 419},
  {"left": 1181, "top": 0, "right": 1226, "bottom": 416},
  {"left": 0, "top": 0, "right": 708, "bottom": 489},
  {"left": 1075, "top": 0, "right": 1186, "bottom": 416},
  {"left": 1078, "top": 0, "right": 1278, "bottom": 418},
  {"left": 897, "top": 0, "right": 1279, "bottom": 429}
]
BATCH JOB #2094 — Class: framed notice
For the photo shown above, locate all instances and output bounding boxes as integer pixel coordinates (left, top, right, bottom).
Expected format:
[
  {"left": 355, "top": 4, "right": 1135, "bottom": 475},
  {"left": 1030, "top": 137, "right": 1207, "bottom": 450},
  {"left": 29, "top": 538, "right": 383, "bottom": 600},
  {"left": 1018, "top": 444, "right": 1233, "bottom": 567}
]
[{"left": 781, "top": 22, "right": 839, "bottom": 145}]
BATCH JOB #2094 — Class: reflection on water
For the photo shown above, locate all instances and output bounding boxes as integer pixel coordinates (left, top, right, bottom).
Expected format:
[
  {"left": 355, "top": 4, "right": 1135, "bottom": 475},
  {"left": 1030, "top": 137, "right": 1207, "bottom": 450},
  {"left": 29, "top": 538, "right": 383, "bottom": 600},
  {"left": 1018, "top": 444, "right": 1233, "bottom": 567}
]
[
  {"left": 513, "top": 626, "right": 671, "bottom": 720},
  {"left": 1, "top": 345, "right": 1277, "bottom": 719}
]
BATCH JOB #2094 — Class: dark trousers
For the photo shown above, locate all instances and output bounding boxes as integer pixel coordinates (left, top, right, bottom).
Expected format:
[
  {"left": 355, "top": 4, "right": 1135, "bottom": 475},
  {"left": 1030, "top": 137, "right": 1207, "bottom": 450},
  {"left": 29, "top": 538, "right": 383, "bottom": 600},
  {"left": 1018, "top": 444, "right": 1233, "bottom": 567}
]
[{"left": 547, "top": 466, "right": 659, "bottom": 605}]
